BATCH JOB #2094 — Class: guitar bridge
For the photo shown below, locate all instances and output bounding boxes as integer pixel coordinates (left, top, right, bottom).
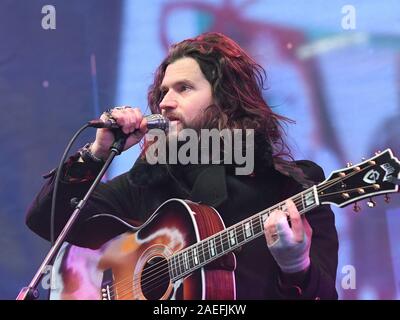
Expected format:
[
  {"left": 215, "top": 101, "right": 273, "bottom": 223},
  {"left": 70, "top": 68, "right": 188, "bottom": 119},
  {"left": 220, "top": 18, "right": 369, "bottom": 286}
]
[{"left": 100, "top": 269, "right": 114, "bottom": 300}]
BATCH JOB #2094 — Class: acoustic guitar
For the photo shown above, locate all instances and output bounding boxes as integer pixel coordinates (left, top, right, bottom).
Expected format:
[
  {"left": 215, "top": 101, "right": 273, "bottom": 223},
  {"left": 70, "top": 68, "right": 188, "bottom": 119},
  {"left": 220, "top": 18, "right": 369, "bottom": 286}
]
[{"left": 48, "top": 149, "right": 400, "bottom": 300}]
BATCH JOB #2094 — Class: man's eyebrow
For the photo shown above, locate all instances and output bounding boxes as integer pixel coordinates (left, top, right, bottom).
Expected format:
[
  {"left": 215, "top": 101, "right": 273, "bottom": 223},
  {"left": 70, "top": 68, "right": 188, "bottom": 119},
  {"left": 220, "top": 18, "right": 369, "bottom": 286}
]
[{"left": 160, "top": 79, "right": 195, "bottom": 90}]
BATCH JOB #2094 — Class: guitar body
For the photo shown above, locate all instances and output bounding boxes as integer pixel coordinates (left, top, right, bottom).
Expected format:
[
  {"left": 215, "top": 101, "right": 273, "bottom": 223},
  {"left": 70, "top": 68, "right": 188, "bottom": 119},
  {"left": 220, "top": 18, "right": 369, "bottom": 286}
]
[
  {"left": 50, "top": 199, "right": 236, "bottom": 300},
  {"left": 18, "top": 148, "right": 398, "bottom": 301}
]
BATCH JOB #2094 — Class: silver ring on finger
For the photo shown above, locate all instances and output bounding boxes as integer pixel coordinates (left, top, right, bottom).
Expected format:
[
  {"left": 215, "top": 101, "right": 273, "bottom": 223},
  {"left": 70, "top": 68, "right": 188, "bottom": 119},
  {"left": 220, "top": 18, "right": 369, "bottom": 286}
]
[
  {"left": 105, "top": 106, "right": 131, "bottom": 114},
  {"left": 113, "top": 106, "right": 131, "bottom": 111},
  {"left": 103, "top": 109, "right": 115, "bottom": 120}
]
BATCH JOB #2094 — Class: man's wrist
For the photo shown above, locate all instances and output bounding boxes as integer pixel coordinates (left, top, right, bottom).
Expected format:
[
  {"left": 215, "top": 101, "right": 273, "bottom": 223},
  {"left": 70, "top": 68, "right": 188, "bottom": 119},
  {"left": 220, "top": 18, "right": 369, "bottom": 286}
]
[
  {"left": 63, "top": 152, "right": 104, "bottom": 183},
  {"left": 90, "top": 142, "right": 110, "bottom": 160},
  {"left": 79, "top": 143, "right": 107, "bottom": 164}
]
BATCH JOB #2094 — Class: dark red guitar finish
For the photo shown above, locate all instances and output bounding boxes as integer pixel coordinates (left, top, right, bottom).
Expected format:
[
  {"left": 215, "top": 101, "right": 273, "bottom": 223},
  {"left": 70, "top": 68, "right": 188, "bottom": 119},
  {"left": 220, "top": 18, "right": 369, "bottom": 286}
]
[{"left": 50, "top": 199, "right": 236, "bottom": 300}]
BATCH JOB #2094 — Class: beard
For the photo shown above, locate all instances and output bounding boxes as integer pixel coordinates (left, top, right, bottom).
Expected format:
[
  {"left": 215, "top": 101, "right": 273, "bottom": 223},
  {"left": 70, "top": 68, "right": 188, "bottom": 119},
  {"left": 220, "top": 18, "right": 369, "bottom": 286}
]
[
  {"left": 145, "top": 105, "right": 218, "bottom": 165},
  {"left": 165, "top": 104, "right": 220, "bottom": 134},
  {"left": 162, "top": 105, "right": 216, "bottom": 141}
]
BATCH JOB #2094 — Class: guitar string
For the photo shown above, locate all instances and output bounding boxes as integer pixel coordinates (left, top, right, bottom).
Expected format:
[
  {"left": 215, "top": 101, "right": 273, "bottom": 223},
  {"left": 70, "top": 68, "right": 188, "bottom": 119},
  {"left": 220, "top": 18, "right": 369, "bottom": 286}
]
[
  {"left": 106, "top": 205, "right": 288, "bottom": 299},
  {"left": 105, "top": 163, "right": 380, "bottom": 299},
  {"left": 105, "top": 168, "right": 364, "bottom": 300},
  {"left": 106, "top": 218, "right": 266, "bottom": 299},
  {"left": 318, "top": 163, "right": 376, "bottom": 193},
  {"left": 103, "top": 195, "right": 315, "bottom": 299},
  {"left": 105, "top": 203, "right": 278, "bottom": 297},
  {"left": 106, "top": 187, "right": 391, "bottom": 298},
  {"left": 109, "top": 219, "right": 264, "bottom": 299},
  {"left": 108, "top": 175, "right": 336, "bottom": 296},
  {"left": 318, "top": 185, "right": 380, "bottom": 198},
  {"left": 108, "top": 188, "right": 372, "bottom": 297}
]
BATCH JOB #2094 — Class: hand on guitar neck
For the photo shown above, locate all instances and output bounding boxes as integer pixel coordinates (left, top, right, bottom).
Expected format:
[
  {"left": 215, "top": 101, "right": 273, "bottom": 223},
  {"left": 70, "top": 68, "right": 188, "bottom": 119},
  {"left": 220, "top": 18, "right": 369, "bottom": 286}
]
[{"left": 264, "top": 199, "right": 312, "bottom": 290}]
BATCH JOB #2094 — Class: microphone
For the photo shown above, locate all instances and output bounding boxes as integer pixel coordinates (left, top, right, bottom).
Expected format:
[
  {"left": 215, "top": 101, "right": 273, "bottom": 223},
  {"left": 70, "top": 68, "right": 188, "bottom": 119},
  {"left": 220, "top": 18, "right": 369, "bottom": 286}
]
[{"left": 88, "top": 114, "right": 169, "bottom": 131}]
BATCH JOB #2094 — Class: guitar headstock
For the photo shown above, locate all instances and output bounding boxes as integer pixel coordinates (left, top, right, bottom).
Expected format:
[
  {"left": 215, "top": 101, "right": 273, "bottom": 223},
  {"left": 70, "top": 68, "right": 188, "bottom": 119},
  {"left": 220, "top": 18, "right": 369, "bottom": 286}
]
[{"left": 318, "top": 149, "right": 400, "bottom": 208}]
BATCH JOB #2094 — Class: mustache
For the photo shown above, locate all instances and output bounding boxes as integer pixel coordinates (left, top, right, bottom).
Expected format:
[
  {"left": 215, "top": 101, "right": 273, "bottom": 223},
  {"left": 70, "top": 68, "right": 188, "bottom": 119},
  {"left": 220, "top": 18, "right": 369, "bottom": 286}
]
[{"left": 164, "top": 112, "right": 184, "bottom": 122}]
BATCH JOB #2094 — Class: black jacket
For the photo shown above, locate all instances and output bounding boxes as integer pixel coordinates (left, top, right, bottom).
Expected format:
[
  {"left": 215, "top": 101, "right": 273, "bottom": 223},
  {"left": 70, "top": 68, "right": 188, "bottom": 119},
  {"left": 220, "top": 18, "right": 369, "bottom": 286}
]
[{"left": 26, "top": 155, "right": 339, "bottom": 299}]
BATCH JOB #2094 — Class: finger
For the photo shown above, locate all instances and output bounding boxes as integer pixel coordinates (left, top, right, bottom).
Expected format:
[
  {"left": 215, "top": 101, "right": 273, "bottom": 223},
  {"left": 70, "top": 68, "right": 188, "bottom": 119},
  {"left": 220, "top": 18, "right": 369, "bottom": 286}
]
[
  {"left": 110, "top": 106, "right": 130, "bottom": 119},
  {"left": 268, "top": 209, "right": 289, "bottom": 230},
  {"left": 112, "top": 107, "right": 134, "bottom": 134},
  {"left": 123, "top": 108, "right": 144, "bottom": 134},
  {"left": 125, "top": 109, "right": 138, "bottom": 134},
  {"left": 120, "top": 117, "right": 131, "bottom": 135},
  {"left": 264, "top": 210, "right": 279, "bottom": 234},
  {"left": 286, "top": 199, "right": 304, "bottom": 242},
  {"left": 264, "top": 210, "right": 287, "bottom": 246},
  {"left": 132, "top": 108, "right": 143, "bottom": 130},
  {"left": 138, "top": 117, "right": 148, "bottom": 136},
  {"left": 264, "top": 211, "right": 278, "bottom": 246}
]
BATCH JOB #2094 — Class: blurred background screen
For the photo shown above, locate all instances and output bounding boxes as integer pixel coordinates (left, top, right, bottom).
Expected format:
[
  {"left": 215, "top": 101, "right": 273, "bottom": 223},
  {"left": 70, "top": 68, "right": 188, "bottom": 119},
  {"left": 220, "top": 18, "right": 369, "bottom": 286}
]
[{"left": 1, "top": 0, "right": 399, "bottom": 300}]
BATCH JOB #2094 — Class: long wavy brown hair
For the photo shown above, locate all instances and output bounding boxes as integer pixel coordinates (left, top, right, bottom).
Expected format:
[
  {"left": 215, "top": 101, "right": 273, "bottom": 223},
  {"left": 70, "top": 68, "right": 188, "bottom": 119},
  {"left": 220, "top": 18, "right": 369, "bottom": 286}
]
[{"left": 143, "top": 32, "right": 293, "bottom": 164}]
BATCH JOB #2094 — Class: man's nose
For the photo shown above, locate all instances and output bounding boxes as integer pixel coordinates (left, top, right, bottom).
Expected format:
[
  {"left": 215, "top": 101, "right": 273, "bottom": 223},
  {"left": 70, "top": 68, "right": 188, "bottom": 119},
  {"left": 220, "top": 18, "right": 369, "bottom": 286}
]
[{"left": 160, "top": 91, "right": 178, "bottom": 111}]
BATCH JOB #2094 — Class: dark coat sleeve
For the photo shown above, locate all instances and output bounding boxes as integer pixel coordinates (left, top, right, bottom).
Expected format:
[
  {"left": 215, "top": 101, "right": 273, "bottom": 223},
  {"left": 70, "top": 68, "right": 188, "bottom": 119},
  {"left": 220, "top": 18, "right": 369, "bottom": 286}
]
[
  {"left": 25, "top": 156, "right": 143, "bottom": 249},
  {"left": 276, "top": 160, "right": 339, "bottom": 299}
]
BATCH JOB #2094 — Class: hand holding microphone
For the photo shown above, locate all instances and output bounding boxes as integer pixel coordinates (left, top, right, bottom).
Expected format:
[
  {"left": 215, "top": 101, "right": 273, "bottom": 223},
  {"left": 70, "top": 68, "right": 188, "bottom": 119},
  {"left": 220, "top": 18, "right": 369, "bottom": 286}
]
[{"left": 88, "top": 106, "right": 168, "bottom": 160}]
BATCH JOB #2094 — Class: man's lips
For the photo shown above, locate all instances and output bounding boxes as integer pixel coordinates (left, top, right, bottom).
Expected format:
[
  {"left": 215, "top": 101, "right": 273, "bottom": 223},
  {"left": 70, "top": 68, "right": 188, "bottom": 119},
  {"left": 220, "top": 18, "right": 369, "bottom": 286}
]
[{"left": 166, "top": 116, "right": 181, "bottom": 121}]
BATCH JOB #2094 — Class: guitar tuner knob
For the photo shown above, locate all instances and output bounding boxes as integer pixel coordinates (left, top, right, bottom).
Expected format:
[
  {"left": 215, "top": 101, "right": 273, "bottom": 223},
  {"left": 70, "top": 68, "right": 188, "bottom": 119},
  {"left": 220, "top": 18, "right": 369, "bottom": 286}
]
[
  {"left": 353, "top": 203, "right": 361, "bottom": 212},
  {"left": 366, "top": 198, "right": 377, "bottom": 208},
  {"left": 375, "top": 150, "right": 382, "bottom": 155},
  {"left": 384, "top": 194, "right": 390, "bottom": 203},
  {"left": 361, "top": 157, "right": 366, "bottom": 161},
  {"left": 346, "top": 162, "right": 353, "bottom": 168},
  {"left": 372, "top": 184, "right": 381, "bottom": 190}
]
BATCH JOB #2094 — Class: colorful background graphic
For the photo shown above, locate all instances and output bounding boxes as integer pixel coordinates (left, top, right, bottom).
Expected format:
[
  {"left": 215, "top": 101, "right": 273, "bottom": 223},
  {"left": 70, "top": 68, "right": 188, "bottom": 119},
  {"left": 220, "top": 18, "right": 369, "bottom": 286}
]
[{"left": 1, "top": 0, "right": 399, "bottom": 299}]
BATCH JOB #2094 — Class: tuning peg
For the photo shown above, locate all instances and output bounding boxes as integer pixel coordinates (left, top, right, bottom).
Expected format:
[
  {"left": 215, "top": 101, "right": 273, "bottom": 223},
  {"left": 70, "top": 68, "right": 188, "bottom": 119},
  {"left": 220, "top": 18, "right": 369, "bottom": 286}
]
[
  {"left": 357, "top": 188, "right": 365, "bottom": 194},
  {"left": 372, "top": 184, "right": 381, "bottom": 190},
  {"left": 346, "top": 162, "right": 353, "bottom": 168},
  {"left": 361, "top": 157, "right": 366, "bottom": 161},
  {"left": 366, "top": 198, "right": 377, "bottom": 208},
  {"left": 353, "top": 202, "right": 361, "bottom": 212},
  {"left": 384, "top": 194, "right": 390, "bottom": 203},
  {"left": 375, "top": 150, "right": 381, "bottom": 155},
  {"left": 342, "top": 193, "right": 350, "bottom": 199}
]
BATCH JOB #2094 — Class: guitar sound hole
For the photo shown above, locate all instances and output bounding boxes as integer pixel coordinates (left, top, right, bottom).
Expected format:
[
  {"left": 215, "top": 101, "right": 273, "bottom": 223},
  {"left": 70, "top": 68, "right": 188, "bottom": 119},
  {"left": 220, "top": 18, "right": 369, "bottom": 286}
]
[{"left": 141, "top": 256, "right": 170, "bottom": 300}]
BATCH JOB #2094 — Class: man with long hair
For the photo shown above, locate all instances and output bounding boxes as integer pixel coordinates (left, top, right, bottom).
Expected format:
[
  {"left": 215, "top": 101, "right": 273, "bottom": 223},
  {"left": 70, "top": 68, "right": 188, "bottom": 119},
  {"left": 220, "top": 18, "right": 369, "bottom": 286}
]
[{"left": 26, "top": 32, "right": 338, "bottom": 299}]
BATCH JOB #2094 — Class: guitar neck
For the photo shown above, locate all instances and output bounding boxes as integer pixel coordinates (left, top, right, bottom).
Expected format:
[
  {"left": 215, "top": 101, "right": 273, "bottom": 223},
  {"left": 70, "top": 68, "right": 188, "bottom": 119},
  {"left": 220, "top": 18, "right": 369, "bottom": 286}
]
[{"left": 168, "top": 185, "right": 320, "bottom": 281}]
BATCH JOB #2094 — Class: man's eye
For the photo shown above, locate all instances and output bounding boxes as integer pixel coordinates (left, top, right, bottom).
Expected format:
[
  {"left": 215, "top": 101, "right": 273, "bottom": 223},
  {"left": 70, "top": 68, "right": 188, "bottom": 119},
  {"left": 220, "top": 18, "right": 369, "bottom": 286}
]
[{"left": 180, "top": 85, "right": 191, "bottom": 92}]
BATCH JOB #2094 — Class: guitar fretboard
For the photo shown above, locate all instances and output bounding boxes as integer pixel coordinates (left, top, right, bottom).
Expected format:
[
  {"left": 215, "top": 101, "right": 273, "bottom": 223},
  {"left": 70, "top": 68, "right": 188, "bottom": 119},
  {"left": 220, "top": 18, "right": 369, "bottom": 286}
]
[{"left": 168, "top": 186, "right": 319, "bottom": 281}]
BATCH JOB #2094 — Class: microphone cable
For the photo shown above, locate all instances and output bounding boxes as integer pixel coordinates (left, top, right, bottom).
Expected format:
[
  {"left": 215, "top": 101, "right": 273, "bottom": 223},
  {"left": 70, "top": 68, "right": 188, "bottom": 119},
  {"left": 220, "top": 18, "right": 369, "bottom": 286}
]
[{"left": 50, "top": 123, "right": 90, "bottom": 246}]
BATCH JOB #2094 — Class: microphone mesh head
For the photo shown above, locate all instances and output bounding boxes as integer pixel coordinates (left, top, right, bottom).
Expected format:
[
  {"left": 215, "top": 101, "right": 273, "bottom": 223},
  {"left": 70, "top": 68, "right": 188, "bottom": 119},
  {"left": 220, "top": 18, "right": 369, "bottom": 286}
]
[{"left": 146, "top": 114, "right": 169, "bottom": 131}]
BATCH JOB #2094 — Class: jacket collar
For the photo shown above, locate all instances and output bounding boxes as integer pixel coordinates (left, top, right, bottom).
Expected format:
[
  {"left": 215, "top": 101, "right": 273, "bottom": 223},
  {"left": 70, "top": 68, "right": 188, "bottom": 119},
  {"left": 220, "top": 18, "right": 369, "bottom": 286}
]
[{"left": 127, "top": 158, "right": 228, "bottom": 208}]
